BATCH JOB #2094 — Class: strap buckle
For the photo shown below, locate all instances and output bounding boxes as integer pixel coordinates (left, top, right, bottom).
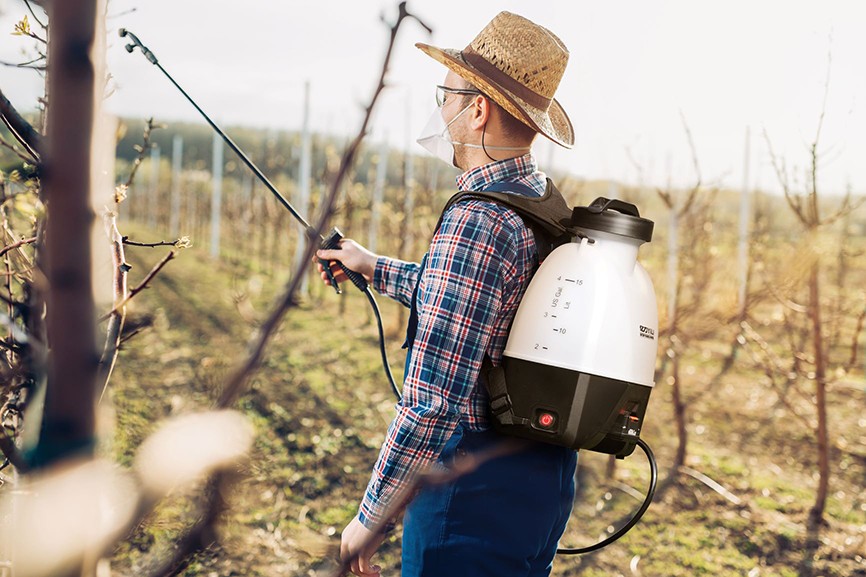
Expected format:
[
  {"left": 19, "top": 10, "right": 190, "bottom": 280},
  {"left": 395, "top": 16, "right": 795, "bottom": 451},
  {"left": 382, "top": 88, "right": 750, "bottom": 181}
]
[{"left": 488, "top": 393, "right": 513, "bottom": 416}]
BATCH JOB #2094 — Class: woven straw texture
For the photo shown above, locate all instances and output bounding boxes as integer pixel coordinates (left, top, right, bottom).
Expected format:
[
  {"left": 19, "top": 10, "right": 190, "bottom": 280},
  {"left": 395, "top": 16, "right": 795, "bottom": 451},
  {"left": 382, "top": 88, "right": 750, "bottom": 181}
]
[{"left": 417, "top": 12, "right": 574, "bottom": 148}]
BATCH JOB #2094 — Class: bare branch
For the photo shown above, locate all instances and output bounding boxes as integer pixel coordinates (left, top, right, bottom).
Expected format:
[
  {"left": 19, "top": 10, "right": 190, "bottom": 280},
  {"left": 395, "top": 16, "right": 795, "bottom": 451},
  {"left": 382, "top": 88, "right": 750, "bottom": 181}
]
[
  {"left": 808, "top": 48, "right": 832, "bottom": 224},
  {"left": 97, "top": 212, "right": 128, "bottom": 402},
  {"left": 216, "top": 0, "right": 430, "bottom": 410},
  {"left": 740, "top": 322, "right": 813, "bottom": 428},
  {"left": 331, "top": 439, "right": 524, "bottom": 577},
  {"left": 134, "top": 7, "right": 434, "bottom": 576},
  {"left": 677, "top": 111, "right": 702, "bottom": 218},
  {"left": 0, "top": 85, "right": 43, "bottom": 158},
  {"left": 763, "top": 129, "right": 809, "bottom": 227},
  {"left": 823, "top": 193, "right": 866, "bottom": 227},
  {"left": 0, "top": 134, "right": 37, "bottom": 164},
  {"left": 0, "top": 236, "right": 36, "bottom": 259},
  {"left": 122, "top": 236, "right": 189, "bottom": 249},
  {"left": 98, "top": 250, "right": 175, "bottom": 322},
  {"left": 845, "top": 301, "right": 866, "bottom": 372},
  {"left": 24, "top": 0, "right": 48, "bottom": 30},
  {"left": 122, "top": 117, "right": 160, "bottom": 190},
  {"left": 0, "top": 56, "right": 46, "bottom": 71}
]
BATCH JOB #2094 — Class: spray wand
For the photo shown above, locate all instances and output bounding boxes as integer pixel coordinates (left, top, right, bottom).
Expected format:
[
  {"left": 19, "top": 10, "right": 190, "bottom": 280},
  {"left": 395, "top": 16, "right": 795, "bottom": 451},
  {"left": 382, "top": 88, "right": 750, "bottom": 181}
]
[{"left": 119, "top": 28, "right": 400, "bottom": 400}]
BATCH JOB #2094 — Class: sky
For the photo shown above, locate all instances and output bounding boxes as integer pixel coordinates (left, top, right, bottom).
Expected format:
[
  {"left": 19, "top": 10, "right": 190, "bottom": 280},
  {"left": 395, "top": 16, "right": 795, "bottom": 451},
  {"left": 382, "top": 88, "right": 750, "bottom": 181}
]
[{"left": 1, "top": 0, "right": 865, "bottom": 195}]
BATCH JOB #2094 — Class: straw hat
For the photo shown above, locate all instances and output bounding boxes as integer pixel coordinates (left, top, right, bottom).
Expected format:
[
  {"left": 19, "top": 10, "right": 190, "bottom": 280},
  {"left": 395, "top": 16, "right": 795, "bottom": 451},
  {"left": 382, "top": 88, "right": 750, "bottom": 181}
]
[{"left": 416, "top": 11, "right": 574, "bottom": 148}]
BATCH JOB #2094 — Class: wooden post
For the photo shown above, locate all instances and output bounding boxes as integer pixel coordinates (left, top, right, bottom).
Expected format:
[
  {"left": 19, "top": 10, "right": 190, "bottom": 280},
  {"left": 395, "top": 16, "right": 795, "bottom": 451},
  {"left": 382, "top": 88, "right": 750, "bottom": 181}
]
[
  {"left": 148, "top": 144, "right": 160, "bottom": 229},
  {"left": 210, "top": 131, "right": 223, "bottom": 259},
  {"left": 737, "top": 126, "right": 751, "bottom": 316},
  {"left": 294, "top": 81, "right": 311, "bottom": 296},
  {"left": 368, "top": 136, "right": 388, "bottom": 253},
  {"left": 169, "top": 134, "right": 183, "bottom": 237}
]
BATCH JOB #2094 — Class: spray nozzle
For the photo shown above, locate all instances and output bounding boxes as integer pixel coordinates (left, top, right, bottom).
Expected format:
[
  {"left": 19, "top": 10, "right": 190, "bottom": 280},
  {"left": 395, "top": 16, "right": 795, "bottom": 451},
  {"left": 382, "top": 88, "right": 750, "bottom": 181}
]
[{"left": 118, "top": 28, "right": 159, "bottom": 65}]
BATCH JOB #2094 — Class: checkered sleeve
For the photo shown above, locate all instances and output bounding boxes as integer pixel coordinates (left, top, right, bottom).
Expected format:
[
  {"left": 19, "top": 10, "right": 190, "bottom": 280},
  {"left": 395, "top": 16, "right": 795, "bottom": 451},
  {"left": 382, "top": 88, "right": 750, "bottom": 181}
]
[
  {"left": 373, "top": 256, "right": 421, "bottom": 308},
  {"left": 358, "top": 201, "right": 522, "bottom": 529}
]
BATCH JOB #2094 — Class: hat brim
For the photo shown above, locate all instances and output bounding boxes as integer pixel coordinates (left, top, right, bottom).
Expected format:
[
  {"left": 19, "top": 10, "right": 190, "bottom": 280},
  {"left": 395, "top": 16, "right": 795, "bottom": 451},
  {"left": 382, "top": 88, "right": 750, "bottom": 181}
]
[{"left": 416, "top": 42, "right": 574, "bottom": 149}]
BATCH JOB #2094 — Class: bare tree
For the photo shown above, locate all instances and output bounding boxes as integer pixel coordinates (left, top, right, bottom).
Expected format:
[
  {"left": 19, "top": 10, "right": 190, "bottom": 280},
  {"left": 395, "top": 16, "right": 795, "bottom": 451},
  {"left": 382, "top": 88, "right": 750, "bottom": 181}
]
[{"left": 760, "top": 72, "right": 864, "bottom": 530}]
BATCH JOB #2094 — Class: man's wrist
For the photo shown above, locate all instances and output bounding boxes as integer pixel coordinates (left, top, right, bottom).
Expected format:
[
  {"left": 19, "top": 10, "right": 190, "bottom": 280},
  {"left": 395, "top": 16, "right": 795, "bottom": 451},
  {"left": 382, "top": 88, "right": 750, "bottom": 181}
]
[{"left": 357, "top": 510, "right": 396, "bottom": 534}]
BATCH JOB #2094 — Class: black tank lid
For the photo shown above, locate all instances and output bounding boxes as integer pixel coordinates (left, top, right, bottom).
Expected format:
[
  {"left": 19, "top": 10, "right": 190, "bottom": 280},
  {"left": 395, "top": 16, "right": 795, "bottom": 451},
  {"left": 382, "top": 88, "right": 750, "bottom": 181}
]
[{"left": 570, "top": 197, "right": 654, "bottom": 243}]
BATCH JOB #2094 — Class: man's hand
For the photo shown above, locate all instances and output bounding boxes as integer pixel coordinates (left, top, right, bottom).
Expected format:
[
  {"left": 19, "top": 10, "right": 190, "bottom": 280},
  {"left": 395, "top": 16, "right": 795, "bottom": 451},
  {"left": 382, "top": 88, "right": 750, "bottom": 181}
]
[
  {"left": 315, "top": 239, "right": 378, "bottom": 287},
  {"left": 340, "top": 515, "right": 386, "bottom": 576}
]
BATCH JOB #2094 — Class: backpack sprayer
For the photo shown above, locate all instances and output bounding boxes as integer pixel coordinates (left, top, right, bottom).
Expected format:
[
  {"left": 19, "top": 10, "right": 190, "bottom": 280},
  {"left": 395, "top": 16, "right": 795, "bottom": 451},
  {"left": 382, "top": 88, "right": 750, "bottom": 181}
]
[{"left": 120, "top": 28, "right": 659, "bottom": 555}]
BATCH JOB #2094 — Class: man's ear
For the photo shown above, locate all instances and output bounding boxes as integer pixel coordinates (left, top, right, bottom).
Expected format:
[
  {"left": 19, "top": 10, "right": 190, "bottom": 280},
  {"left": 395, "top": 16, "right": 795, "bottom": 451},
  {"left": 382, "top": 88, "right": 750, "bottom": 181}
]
[{"left": 468, "top": 95, "right": 491, "bottom": 131}]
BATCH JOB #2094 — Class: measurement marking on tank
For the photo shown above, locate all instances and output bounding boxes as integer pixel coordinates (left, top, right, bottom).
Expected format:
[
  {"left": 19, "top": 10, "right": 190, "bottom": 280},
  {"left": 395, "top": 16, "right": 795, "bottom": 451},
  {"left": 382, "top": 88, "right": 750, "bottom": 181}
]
[
  {"left": 564, "top": 278, "right": 584, "bottom": 285},
  {"left": 565, "top": 278, "right": 575, "bottom": 283},
  {"left": 542, "top": 346, "right": 548, "bottom": 350}
]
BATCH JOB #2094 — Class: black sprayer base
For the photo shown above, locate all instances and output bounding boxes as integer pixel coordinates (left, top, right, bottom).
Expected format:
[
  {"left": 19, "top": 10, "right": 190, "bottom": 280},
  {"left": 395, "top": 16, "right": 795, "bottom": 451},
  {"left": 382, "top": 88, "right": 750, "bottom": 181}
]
[{"left": 494, "top": 356, "right": 653, "bottom": 458}]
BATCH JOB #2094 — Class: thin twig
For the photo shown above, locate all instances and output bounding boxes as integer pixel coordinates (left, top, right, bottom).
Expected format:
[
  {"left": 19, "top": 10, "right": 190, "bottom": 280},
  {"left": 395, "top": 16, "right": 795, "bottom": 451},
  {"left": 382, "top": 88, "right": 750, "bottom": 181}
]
[
  {"left": 97, "top": 212, "right": 128, "bottom": 402},
  {"left": 0, "top": 135, "right": 37, "bottom": 164},
  {"left": 0, "top": 56, "right": 46, "bottom": 71},
  {"left": 677, "top": 111, "right": 702, "bottom": 218},
  {"left": 24, "top": 0, "right": 47, "bottom": 30},
  {"left": 123, "top": 117, "right": 160, "bottom": 190},
  {"left": 679, "top": 465, "right": 742, "bottom": 506},
  {"left": 122, "top": 237, "right": 186, "bottom": 248},
  {"left": 0, "top": 236, "right": 36, "bottom": 259},
  {"left": 846, "top": 302, "right": 866, "bottom": 372},
  {"left": 98, "top": 250, "right": 175, "bottom": 322}
]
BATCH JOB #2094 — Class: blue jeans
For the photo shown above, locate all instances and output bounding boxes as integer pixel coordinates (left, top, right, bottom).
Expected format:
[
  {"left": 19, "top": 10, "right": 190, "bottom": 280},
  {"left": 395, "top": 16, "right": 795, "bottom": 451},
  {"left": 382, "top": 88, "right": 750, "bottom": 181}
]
[{"left": 401, "top": 425, "right": 577, "bottom": 577}]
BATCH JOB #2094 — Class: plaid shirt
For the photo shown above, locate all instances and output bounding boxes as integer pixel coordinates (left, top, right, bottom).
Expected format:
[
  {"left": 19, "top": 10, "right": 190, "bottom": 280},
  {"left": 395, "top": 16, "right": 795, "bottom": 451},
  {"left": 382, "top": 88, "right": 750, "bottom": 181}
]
[{"left": 359, "top": 154, "right": 546, "bottom": 528}]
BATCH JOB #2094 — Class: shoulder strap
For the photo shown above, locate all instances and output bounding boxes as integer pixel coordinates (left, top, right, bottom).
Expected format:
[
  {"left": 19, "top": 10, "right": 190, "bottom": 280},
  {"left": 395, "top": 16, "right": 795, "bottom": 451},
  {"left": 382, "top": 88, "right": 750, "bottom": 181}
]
[{"left": 433, "top": 178, "right": 574, "bottom": 260}]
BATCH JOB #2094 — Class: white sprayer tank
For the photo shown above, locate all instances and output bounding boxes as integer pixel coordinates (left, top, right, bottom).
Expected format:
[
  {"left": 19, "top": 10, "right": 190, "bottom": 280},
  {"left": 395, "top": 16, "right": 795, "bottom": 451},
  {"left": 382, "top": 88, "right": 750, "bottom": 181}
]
[
  {"left": 493, "top": 198, "right": 658, "bottom": 455},
  {"left": 504, "top": 229, "right": 658, "bottom": 387}
]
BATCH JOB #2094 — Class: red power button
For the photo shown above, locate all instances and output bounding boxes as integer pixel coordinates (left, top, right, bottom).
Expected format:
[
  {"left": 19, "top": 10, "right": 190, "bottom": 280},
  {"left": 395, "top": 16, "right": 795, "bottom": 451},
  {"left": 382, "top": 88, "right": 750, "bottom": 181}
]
[{"left": 538, "top": 412, "right": 556, "bottom": 428}]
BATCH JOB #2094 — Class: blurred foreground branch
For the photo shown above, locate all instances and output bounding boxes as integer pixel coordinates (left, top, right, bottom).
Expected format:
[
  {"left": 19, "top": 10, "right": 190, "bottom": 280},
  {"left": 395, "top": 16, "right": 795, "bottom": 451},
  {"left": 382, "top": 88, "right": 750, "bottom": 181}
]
[
  {"left": 331, "top": 439, "right": 524, "bottom": 577},
  {"left": 217, "top": 0, "right": 430, "bottom": 409},
  {"left": 142, "top": 4, "right": 431, "bottom": 576},
  {"left": 0, "top": 86, "right": 42, "bottom": 160}
]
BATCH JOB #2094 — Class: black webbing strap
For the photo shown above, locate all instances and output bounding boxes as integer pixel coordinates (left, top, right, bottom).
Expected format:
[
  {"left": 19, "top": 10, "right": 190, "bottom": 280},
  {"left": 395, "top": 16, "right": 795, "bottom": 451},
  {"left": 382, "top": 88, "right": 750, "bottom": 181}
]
[{"left": 482, "top": 356, "right": 529, "bottom": 426}]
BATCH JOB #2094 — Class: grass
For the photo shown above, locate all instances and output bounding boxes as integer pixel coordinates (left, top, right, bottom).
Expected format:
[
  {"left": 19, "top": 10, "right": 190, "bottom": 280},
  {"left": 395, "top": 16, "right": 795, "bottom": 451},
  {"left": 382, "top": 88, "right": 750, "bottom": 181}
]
[{"left": 102, "top": 223, "right": 866, "bottom": 577}]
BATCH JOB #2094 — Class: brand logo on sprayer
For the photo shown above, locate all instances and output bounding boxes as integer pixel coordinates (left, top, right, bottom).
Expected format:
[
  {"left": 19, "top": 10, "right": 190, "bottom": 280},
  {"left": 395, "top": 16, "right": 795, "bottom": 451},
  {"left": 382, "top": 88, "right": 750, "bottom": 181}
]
[{"left": 639, "top": 325, "right": 655, "bottom": 340}]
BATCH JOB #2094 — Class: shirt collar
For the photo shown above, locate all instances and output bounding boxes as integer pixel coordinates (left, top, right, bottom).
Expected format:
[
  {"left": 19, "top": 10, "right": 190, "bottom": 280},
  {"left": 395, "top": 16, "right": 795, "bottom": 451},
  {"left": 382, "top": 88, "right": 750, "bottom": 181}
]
[{"left": 455, "top": 153, "right": 539, "bottom": 192}]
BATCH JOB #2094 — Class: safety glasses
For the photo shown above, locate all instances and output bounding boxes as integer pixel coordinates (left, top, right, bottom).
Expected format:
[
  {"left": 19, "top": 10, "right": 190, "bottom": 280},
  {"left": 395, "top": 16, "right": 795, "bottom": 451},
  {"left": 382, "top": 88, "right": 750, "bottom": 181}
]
[{"left": 436, "top": 85, "right": 482, "bottom": 107}]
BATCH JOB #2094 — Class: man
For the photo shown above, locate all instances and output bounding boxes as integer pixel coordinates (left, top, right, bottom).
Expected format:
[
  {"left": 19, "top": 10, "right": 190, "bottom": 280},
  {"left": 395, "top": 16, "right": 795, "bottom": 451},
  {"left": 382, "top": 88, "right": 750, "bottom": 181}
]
[{"left": 317, "top": 12, "right": 577, "bottom": 577}]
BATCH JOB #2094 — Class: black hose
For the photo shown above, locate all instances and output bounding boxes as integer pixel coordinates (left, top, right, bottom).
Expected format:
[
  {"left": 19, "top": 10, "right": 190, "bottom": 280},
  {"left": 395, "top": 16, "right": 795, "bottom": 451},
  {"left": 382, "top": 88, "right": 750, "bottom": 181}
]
[
  {"left": 557, "top": 438, "right": 657, "bottom": 555},
  {"left": 364, "top": 287, "right": 401, "bottom": 401}
]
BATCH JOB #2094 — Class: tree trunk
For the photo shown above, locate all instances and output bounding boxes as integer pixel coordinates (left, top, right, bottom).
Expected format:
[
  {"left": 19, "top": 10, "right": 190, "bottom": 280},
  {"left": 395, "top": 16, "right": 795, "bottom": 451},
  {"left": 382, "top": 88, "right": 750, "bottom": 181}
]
[
  {"left": 671, "top": 349, "right": 688, "bottom": 469},
  {"left": 808, "top": 261, "right": 829, "bottom": 528},
  {"left": 34, "top": 0, "right": 100, "bottom": 467}
]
